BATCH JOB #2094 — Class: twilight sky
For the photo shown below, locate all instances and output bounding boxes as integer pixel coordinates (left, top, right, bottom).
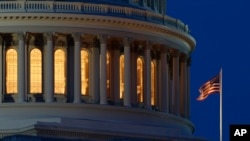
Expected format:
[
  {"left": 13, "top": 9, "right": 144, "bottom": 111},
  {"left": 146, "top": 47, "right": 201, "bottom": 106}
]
[{"left": 168, "top": 0, "right": 250, "bottom": 141}]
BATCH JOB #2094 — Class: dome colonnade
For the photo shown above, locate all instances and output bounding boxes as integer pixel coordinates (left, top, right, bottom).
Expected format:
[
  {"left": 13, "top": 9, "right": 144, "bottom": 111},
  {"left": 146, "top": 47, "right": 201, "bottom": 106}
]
[
  {"left": 0, "top": 0, "right": 199, "bottom": 140},
  {"left": 0, "top": 31, "right": 191, "bottom": 118}
]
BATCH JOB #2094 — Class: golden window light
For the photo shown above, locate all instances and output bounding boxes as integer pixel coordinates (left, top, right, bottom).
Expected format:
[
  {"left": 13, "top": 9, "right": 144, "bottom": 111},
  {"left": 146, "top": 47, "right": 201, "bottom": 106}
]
[
  {"left": 137, "top": 57, "right": 143, "bottom": 103},
  {"left": 119, "top": 55, "right": 124, "bottom": 99},
  {"left": 151, "top": 61, "right": 156, "bottom": 105},
  {"left": 54, "top": 49, "right": 66, "bottom": 94},
  {"left": 6, "top": 48, "right": 18, "bottom": 94},
  {"left": 81, "top": 50, "right": 89, "bottom": 95},
  {"left": 30, "top": 48, "right": 42, "bottom": 93}
]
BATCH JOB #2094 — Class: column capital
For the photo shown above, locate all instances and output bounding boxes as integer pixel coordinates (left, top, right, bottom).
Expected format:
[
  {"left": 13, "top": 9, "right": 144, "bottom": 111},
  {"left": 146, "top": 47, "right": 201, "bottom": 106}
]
[
  {"left": 144, "top": 40, "right": 153, "bottom": 50},
  {"left": 72, "top": 33, "right": 82, "bottom": 42},
  {"left": 12, "top": 32, "right": 25, "bottom": 45},
  {"left": 43, "top": 32, "right": 54, "bottom": 41},
  {"left": 180, "top": 54, "right": 188, "bottom": 63},
  {"left": 171, "top": 50, "right": 180, "bottom": 58},
  {"left": 160, "top": 47, "right": 169, "bottom": 54},
  {"left": 98, "top": 34, "right": 109, "bottom": 44},
  {"left": 123, "top": 37, "right": 133, "bottom": 47},
  {"left": 16, "top": 32, "right": 25, "bottom": 40}
]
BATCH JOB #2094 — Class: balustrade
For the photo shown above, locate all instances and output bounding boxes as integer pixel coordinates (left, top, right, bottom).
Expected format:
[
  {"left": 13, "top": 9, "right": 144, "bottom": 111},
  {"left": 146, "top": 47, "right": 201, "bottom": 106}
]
[{"left": 0, "top": 1, "right": 189, "bottom": 32}]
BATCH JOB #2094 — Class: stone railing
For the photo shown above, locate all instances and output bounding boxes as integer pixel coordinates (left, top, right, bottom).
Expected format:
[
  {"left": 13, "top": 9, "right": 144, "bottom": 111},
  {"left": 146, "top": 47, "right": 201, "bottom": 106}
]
[{"left": 0, "top": 1, "right": 189, "bottom": 33}]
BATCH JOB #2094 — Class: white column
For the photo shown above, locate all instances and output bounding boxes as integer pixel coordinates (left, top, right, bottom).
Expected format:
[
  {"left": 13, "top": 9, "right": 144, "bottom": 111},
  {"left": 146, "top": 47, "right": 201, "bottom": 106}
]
[
  {"left": 144, "top": 43, "right": 151, "bottom": 109},
  {"left": 172, "top": 51, "right": 180, "bottom": 115},
  {"left": 113, "top": 49, "right": 120, "bottom": 105},
  {"left": 0, "top": 38, "right": 2, "bottom": 103},
  {"left": 180, "top": 56, "right": 187, "bottom": 117},
  {"left": 123, "top": 38, "right": 131, "bottom": 107},
  {"left": 73, "top": 33, "right": 81, "bottom": 103},
  {"left": 186, "top": 58, "right": 191, "bottom": 119},
  {"left": 99, "top": 35, "right": 107, "bottom": 104},
  {"left": 90, "top": 40, "right": 99, "bottom": 103},
  {"left": 17, "top": 33, "right": 25, "bottom": 103},
  {"left": 166, "top": 53, "right": 170, "bottom": 112},
  {"left": 130, "top": 47, "right": 137, "bottom": 106},
  {"left": 156, "top": 57, "right": 161, "bottom": 110},
  {"left": 160, "top": 50, "right": 169, "bottom": 112},
  {"left": 44, "top": 33, "right": 54, "bottom": 103}
]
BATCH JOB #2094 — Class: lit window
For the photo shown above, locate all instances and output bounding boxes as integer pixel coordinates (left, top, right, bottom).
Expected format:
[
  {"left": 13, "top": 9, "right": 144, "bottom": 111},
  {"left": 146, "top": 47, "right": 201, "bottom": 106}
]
[
  {"left": 106, "top": 53, "right": 111, "bottom": 98},
  {"left": 6, "top": 49, "right": 18, "bottom": 94},
  {"left": 151, "top": 61, "right": 156, "bottom": 105},
  {"left": 119, "top": 55, "right": 124, "bottom": 99},
  {"left": 30, "top": 49, "right": 42, "bottom": 93},
  {"left": 81, "top": 50, "right": 89, "bottom": 95},
  {"left": 137, "top": 58, "right": 143, "bottom": 102},
  {"left": 54, "top": 49, "right": 66, "bottom": 94}
]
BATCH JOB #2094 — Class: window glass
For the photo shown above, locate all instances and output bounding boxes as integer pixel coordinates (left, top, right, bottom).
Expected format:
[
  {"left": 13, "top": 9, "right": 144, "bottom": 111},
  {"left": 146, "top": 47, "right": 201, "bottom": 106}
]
[
  {"left": 54, "top": 49, "right": 66, "bottom": 94},
  {"left": 106, "top": 53, "right": 111, "bottom": 98},
  {"left": 151, "top": 61, "right": 156, "bottom": 105},
  {"left": 81, "top": 50, "right": 89, "bottom": 95},
  {"left": 137, "top": 58, "right": 143, "bottom": 102},
  {"left": 119, "top": 55, "right": 124, "bottom": 99},
  {"left": 6, "top": 49, "right": 18, "bottom": 94},
  {"left": 30, "top": 48, "right": 42, "bottom": 93}
]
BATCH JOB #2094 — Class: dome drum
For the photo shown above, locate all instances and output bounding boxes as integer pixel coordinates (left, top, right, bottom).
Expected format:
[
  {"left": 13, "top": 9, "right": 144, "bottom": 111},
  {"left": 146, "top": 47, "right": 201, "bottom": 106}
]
[{"left": 0, "top": 1, "right": 204, "bottom": 141}]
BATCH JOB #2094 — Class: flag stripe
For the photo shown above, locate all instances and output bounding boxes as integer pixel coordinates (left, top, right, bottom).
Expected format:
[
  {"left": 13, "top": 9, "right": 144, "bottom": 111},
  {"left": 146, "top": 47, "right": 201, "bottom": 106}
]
[{"left": 197, "top": 74, "right": 220, "bottom": 101}]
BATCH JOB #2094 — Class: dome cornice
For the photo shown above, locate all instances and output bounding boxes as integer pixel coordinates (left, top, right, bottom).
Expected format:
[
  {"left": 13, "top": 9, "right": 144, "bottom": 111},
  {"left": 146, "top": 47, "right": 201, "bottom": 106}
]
[
  {"left": 0, "top": 1, "right": 195, "bottom": 51},
  {"left": 0, "top": 13, "right": 195, "bottom": 54}
]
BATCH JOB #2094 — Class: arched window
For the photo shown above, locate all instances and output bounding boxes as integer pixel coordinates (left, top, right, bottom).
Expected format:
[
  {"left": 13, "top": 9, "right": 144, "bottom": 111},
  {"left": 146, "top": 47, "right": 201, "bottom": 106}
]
[
  {"left": 151, "top": 61, "right": 156, "bottom": 105},
  {"left": 137, "top": 57, "right": 143, "bottom": 103},
  {"left": 106, "top": 52, "right": 111, "bottom": 98},
  {"left": 81, "top": 50, "right": 89, "bottom": 95},
  {"left": 119, "top": 55, "right": 124, "bottom": 99},
  {"left": 30, "top": 48, "right": 42, "bottom": 93},
  {"left": 54, "top": 49, "right": 66, "bottom": 94},
  {"left": 6, "top": 49, "right": 18, "bottom": 94}
]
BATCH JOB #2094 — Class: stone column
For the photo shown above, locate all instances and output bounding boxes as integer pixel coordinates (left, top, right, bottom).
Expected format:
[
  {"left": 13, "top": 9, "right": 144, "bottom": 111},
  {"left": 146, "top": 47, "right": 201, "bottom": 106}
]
[
  {"left": 180, "top": 55, "right": 188, "bottom": 117},
  {"left": 172, "top": 51, "right": 180, "bottom": 115},
  {"left": 160, "top": 49, "right": 169, "bottom": 112},
  {"left": 0, "top": 37, "right": 2, "bottom": 103},
  {"left": 44, "top": 33, "right": 54, "bottom": 103},
  {"left": 99, "top": 35, "right": 108, "bottom": 105},
  {"left": 130, "top": 46, "right": 137, "bottom": 107},
  {"left": 123, "top": 37, "right": 131, "bottom": 107},
  {"left": 144, "top": 42, "right": 151, "bottom": 109},
  {"left": 186, "top": 58, "right": 191, "bottom": 119},
  {"left": 156, "top": 55, "right": 161, "bottom": 110},
  {"left": 72, "top": 33, "right": 81, "bottom": 103},
  {"left": 16, "top": 33, "right": 25, "bottom": 103},
  {"left": 90, "top": 39, "right": 100, "bottom": 103},
  {"left": 113, "top": 49, "right": 120, "bottom": 105}
]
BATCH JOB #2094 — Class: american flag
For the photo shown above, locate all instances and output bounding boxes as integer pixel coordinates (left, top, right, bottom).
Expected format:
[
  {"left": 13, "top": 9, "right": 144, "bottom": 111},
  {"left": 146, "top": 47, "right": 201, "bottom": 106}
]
[{"left": 197, "top": 74, "right": 220, "bottom": 101}]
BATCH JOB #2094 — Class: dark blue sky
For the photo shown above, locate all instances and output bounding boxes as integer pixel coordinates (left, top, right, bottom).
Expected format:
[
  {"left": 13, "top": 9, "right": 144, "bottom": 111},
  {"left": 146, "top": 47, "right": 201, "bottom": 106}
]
[{"left": 168, "top": 0, "right": 250, "bottom": 141}]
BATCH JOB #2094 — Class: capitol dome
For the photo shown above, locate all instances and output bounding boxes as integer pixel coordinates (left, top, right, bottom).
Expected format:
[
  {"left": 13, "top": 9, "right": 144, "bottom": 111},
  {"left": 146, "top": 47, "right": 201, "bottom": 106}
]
[{"left": 0, "top": 0, "right": 204, "bottom": 140}]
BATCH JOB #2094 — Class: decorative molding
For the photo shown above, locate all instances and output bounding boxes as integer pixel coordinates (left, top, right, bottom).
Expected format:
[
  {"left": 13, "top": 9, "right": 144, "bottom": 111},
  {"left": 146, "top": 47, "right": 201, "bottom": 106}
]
[{"left": 0, "top": 2, "right": 195, "bottom": 51}]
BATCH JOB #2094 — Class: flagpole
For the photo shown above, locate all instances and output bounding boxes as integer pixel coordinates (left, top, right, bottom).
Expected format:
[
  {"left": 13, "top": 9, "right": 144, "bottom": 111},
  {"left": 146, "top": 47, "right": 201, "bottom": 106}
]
[{"left": 220, "top": 68, "right": 223, "bottom": 141}]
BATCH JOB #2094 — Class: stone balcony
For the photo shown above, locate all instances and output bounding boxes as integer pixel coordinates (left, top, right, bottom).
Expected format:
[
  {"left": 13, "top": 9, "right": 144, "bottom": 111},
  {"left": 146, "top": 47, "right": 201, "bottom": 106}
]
[{"left": 0, "top": 1, "right": 189, "bottom": 33}]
